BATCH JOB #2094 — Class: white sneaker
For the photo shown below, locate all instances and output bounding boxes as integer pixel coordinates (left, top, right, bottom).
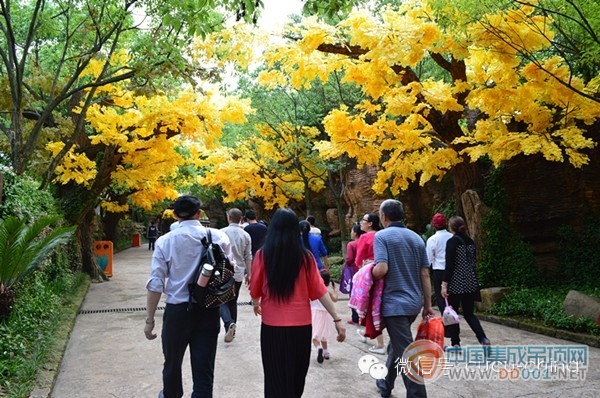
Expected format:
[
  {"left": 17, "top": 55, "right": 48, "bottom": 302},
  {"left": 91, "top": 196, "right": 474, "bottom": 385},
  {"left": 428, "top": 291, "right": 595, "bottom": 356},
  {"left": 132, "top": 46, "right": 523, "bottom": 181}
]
[
  {"left": 224, "top": 323, "right": 236, "bottom": 343},
  {"left": 357, "top": 329, "right": 367, "bottom": 343},
  {"left": 369, "top": 346, "right": 386, "bottom": 355}
]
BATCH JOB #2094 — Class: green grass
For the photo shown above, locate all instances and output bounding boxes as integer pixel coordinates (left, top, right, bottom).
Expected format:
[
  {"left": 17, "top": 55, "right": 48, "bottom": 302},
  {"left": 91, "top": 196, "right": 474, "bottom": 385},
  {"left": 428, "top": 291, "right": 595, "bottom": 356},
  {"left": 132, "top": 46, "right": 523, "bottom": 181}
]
[{"left": 488, "top": 286, "right": 600, "bottom": 336}]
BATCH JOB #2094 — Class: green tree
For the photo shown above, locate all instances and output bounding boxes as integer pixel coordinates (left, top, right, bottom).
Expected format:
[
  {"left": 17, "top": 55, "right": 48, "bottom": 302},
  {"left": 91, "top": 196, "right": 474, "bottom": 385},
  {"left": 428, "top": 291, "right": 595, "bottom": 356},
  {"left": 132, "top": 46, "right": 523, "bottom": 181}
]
[{"left": 0, "top": 0, "right": 261, "bottom": 278}]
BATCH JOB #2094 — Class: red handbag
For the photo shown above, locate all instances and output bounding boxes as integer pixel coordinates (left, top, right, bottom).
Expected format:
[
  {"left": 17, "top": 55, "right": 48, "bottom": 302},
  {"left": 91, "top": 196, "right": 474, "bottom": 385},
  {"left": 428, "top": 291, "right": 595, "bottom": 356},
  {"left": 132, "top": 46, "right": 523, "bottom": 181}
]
[{"left": 415, "top": 316, "right": 444, "bottom": 349}]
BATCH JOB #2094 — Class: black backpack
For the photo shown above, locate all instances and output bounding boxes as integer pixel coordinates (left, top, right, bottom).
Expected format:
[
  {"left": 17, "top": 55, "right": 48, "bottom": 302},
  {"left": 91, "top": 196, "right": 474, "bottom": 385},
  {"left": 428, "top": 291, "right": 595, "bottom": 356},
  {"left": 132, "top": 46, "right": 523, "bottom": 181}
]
[{"left": 188, "top": 229, "right": 235, "bottom": 309}]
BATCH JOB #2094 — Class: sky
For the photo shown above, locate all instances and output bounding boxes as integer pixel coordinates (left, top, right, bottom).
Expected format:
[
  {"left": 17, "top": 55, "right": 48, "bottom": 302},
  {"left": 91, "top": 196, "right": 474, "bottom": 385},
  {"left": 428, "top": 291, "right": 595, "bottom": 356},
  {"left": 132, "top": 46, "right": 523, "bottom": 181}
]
[{"left": 258, "top": 0, "right": 304, "bottom": 33}]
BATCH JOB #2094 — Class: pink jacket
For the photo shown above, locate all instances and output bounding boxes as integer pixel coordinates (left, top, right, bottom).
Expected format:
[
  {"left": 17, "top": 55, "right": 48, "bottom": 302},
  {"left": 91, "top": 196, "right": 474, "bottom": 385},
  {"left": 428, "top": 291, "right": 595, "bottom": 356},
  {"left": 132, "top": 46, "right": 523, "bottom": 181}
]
[{"left": 348, "top": 263, "right": 384, "bottom": 331}]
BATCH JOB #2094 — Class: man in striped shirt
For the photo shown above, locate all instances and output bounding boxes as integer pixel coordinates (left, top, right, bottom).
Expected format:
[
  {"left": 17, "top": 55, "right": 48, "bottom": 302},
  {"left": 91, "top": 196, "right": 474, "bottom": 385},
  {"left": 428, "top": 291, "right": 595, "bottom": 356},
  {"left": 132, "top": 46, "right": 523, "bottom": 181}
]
[{"left": 372, "top": 199, "right": 434, "bottom": 398}]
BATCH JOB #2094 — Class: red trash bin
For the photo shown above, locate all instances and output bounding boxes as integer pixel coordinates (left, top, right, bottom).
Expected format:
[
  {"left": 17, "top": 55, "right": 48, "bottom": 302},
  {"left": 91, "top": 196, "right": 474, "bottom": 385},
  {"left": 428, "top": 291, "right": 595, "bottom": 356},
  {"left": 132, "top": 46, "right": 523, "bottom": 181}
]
[
  {"left": 132, "top": 233, "right": 141, "bottom": 247},
  {"left": 93, "top": 241, "right": 113, "bottom": 277}
]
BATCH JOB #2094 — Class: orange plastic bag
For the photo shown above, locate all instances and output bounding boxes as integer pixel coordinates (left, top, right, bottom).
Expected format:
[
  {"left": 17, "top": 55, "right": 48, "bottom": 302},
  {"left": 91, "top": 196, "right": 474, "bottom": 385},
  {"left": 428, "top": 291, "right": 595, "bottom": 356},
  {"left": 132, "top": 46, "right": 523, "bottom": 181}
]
[{"left": 415, "top": 316, "right": 444, "bottom": 349}]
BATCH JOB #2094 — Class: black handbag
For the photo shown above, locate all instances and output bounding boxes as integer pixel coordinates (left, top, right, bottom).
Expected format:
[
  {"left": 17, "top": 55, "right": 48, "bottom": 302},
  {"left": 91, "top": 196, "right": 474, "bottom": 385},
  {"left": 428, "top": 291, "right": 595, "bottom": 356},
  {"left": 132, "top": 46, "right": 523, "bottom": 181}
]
[{"left": 188, "top": 229, "right": 236, "bottom": 309}]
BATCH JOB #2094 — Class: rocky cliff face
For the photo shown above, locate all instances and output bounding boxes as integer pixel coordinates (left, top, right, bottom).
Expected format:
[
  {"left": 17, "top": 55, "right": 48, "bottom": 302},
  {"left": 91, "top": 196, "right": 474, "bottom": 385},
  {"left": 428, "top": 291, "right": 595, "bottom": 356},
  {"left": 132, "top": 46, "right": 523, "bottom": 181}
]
[{"left": 501, "top": 153, "right": 600, "bottom": 276}]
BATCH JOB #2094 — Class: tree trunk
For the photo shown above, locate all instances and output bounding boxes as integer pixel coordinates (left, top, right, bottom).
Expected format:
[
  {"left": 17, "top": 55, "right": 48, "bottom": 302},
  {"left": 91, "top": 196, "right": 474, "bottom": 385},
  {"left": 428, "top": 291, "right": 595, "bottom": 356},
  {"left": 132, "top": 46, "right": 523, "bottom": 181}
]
[
  {"left": 451, "top": 161, "right": 486, "bottom": 215},
  {"left": 77, "top": 207, "right": 105, "bottom": 281},
  {"left": 103, "top": 210, "right": 123, "bottom": 244},
  {"left": 461, "top": 189, "right": 489, "bottom": 258},
  {"left": 102, "top": 192, "right": 129, "bottom": 242}
]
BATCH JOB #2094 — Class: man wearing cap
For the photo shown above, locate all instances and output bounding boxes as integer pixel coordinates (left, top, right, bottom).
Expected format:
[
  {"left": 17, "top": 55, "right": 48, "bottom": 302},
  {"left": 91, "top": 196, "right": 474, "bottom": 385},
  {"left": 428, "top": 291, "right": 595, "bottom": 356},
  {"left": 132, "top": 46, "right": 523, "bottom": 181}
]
[
  {"left": 426, "top": 212, "right": 453, "bottom": 315},
  {"left": 144, "top": 195, "right": 232, "bottom": 398}
]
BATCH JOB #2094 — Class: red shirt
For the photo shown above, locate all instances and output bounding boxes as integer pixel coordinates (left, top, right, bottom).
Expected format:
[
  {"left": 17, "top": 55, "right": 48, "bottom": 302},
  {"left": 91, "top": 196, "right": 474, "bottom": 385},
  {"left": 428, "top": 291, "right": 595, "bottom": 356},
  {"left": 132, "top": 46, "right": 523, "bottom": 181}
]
[
  {"left": 250, "top": 251, "right": 327, "bottom": 326},
  {"left": 355, "top": 231, "right": 376, "bottom": 268},
  {"left": 345, "top": 240, "right": 358, "bottom": 271}
]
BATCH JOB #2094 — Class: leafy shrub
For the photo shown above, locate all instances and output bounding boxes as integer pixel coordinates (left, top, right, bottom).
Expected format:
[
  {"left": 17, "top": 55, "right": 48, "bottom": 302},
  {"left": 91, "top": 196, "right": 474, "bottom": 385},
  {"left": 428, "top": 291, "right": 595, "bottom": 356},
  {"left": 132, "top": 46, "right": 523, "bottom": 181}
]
[
  {"left": 329, "top": 262, "right": 344, "bottom": 282},
  {"left": 478, "top": 167, "right": 539, "bottom": 288},
  {"left": 489, "top": 287, "right": 600, "bottom": 336},
  {"left": 0, "top": 259, "right": 87, "bottom": 397},
  {"left": 556, "top": 216, "right": 600, "bottom": 288},
  {"left": 325, "top": 236, "right": 342, "bottom": 256},
  {"left": 0, "top": 167, "right": 61, "bottom": 221}
]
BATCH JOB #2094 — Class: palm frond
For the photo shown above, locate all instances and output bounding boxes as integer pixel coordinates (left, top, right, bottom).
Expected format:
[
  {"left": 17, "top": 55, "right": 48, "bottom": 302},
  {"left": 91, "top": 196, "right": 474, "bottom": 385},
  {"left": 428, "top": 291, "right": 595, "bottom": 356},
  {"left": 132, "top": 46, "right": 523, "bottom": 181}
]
[{"left": 0, "top": 216, "right": 75, "bottom": 291}]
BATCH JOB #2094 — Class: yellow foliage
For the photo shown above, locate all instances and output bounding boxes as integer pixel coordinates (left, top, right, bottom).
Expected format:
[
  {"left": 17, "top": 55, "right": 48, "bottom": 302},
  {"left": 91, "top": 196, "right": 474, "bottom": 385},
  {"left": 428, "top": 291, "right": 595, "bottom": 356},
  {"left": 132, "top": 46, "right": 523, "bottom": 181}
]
[
  {"left": 48, "top": 71, "right": 252, "bottom": 212},
  {"left": 188, "top": 0, "right": 599, "bottom": 199}
]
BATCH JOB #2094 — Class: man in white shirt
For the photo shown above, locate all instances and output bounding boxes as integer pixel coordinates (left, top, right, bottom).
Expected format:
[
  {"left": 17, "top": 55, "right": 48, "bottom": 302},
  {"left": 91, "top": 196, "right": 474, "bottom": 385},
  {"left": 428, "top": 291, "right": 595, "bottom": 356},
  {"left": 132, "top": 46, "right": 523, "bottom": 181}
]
[
  {"left": 426, "top": 213, "right": 453, "bottom": 314},
  {"left": 144, "top": 195, "right": 232, "bottom": 398},
  {"left": 306, "top": 215, "right": 321, "bottom": 235},
  {"left": 220, "top": 208, "right": 252, "bottom": 343}
]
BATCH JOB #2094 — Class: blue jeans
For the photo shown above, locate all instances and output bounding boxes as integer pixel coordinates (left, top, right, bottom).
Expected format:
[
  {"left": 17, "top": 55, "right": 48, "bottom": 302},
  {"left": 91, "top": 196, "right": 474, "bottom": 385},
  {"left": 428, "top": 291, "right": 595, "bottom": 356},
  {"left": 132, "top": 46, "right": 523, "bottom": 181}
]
[
  {"left": 379, "top": 315, "right": 427, "bottom": 398},
  {"left": 219, "top": 281, "right": 242, "bottom": 331},
  {"left": 161, "top": 303, "right": 219, "bottom": 398}
]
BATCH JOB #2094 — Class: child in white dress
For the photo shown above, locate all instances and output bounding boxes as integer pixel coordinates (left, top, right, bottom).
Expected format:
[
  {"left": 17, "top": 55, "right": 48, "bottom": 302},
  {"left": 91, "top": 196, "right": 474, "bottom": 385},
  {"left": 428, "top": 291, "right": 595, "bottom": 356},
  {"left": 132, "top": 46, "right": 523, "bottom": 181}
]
[{"left": 311, "top": 269, "right": 338, "bottom": 363}]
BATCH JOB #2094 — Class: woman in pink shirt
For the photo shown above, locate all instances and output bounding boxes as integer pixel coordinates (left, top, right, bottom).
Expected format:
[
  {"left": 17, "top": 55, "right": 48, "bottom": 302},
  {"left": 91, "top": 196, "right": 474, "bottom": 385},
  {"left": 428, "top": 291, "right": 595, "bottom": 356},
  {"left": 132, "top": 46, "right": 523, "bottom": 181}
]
[
  {"left": 250, "top": 208, "right": 346, "bottom": 398},
  {"left": 354, "top": 212, "right": 386, "bottom": 354}
]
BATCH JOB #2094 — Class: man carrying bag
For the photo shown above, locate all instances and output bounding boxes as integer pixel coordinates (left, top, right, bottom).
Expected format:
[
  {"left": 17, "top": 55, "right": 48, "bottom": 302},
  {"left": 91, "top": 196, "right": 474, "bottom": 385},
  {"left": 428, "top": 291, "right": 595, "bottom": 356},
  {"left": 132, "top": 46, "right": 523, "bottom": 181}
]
[{"left": 144, "top": 195, "right": 232, "bottom": 398}]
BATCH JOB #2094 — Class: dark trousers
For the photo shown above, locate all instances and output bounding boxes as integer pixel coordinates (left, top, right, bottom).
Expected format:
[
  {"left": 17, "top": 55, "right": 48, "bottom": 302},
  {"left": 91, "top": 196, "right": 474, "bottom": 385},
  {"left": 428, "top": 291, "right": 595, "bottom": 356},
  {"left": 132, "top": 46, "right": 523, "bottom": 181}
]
[
  {"left": 432, "top": 270, "right": 446, "bottom": 314},
  {"left": 149, "top": 237, "right": 157, "bottom": 250},
  {"left": 260, "top": 323, "right": 312, "bottom": 398},
  {"left": 219, "top": 281, "right": 242, "bottom": 331},
  {"left": 445, "top": 293, "right": 487, "bottom": 346},
  {"left": 379, "top": 315, "right": 427, "bottom": 398},
  {"left": 161, "top": 303, "right": 220, "bottom": 398}
]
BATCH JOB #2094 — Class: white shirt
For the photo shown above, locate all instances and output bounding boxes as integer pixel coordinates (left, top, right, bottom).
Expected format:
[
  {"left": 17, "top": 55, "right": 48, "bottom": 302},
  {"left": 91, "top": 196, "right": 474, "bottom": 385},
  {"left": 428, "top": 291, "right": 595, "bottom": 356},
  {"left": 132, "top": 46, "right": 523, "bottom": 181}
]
[
  {"left": 310, "top": 226, "right": 321, "bottom": 235},
  {"left": 146, "top": 220, "right": 232, "bottom": 304},
  {"left": 426, "top": 229, "right": 453, "bottom": 270},
  {"left": 221, "top": 223, "right": 252, "bottom": 282}
]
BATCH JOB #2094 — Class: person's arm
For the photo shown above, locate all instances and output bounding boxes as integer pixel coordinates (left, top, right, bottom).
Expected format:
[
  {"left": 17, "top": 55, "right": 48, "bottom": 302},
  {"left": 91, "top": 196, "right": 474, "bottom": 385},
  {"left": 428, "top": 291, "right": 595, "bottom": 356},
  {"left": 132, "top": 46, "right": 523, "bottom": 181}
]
[
  {"left": 144, "top": 291, "right": 161, "bottom": 340},
  {"left": 249, "top": 251, "right": 263, "bottom": 316},
  {"left": 321, "top": 255, "right": 329, "bottom": 271},
  {"left": 426, "top": 236, "right": 434, "bottom": 266},
  {"left": 345, "top": 242, "right": 356, "bottom": 268},
  {"left": 318, "top": 238, "right": 329, "bottom": 271},
  {"left": 442, "top": 237, "right": 457, "bottom": 298},
  {"left": 317, "top": 292, "right": 346, "bottom": 342},
  {"left": 329, "top": 283, "right": 338, "bottom": 302},
  {"left": 420, "top": 267, "right": 434, "bottom": 318},
  {"left": 244, "top": 236, "right": 253, "bottom": 285},
  {"left": 355, "top": 237, "right": 366, "bottom": 269},
  {"left": 372, "top": 261, "right": 388, "bottom": 280}
]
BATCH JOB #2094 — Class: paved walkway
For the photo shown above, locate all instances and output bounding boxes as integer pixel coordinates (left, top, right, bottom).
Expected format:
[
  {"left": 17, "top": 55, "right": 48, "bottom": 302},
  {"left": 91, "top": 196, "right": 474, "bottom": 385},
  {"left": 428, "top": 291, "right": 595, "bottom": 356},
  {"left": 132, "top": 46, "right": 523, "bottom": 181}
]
[{"left": 48, "top": 246, "right": 599, "bottom": 398}]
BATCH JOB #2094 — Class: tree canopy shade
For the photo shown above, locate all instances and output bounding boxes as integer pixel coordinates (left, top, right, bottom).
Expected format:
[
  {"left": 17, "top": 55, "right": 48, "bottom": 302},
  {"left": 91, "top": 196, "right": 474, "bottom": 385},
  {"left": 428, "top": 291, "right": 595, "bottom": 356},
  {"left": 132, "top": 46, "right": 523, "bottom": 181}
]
[
  {"left": 0, "top": 0, "right": 263, "bottom": 177},
  {"left": 0, "top": 0, "right": 258, "bottom": 277},
  {"left": 198, "top": 0, "right": 600, "bottom": 200}
]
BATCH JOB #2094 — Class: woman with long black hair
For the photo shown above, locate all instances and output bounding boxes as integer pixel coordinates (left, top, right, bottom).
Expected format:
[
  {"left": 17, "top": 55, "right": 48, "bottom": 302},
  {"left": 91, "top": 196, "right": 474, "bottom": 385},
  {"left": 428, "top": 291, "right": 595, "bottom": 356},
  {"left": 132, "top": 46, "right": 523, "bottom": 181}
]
[{"left": 250, "top": 208, "right": 346, "bottom": 398}]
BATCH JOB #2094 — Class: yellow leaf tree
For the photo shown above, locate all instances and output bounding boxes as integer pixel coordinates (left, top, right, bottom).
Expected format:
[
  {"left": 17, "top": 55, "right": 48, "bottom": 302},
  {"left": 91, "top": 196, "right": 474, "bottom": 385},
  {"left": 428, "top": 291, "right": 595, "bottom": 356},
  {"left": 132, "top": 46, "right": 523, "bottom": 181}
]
[
  {"left": 47, "top": 59, "right": 252, "bottom": 277},
  {"left": 231, "top": 1, "right": 600, "bottom": 203}
]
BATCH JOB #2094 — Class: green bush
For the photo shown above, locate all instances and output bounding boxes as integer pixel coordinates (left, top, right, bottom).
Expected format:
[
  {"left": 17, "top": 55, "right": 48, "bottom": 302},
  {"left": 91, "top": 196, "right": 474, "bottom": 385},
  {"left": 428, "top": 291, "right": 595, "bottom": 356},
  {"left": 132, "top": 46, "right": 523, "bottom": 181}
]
[
  {"left": 489, "top": 287, "right": 600, "bottom": 336},
  {"left": 326, "top": 236, "right": 342, "bottom": 255},
  {"left": 0, "top": 257, "right": 87, "bottom": 397},
  {"left": 328, "top": 256, "right": 344, "bottom": 282},
  {"left": 556, "top": 216, "right": 600, "bottom": 288},
  {"left": 478, "top": 167, "right": 539, "bottom": 288},
  {"left": 0, "top": 167, "right": 61, "bottom": 221}
]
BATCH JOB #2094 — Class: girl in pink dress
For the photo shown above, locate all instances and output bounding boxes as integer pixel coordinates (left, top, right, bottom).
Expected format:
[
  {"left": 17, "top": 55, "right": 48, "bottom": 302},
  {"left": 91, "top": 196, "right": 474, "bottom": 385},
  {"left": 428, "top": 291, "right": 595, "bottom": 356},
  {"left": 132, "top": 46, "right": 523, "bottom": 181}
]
[{"left": 311, "top": 269, "right": 339, "bottom": 363}]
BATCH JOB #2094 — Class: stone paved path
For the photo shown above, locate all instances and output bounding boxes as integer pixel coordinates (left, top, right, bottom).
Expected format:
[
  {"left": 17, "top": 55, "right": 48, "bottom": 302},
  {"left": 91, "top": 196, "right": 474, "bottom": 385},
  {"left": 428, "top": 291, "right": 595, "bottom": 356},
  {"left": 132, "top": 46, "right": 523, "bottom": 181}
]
[{"left": 46, "top": 246, "right": 600, "bottom": 398}]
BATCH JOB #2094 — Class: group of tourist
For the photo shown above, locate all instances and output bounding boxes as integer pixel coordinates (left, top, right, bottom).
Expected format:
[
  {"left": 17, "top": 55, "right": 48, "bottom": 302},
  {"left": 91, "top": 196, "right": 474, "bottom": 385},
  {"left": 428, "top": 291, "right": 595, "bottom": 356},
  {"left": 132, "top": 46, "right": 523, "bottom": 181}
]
[{"left": 143, "top": 194, "right": 488, "bottom": 398}]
